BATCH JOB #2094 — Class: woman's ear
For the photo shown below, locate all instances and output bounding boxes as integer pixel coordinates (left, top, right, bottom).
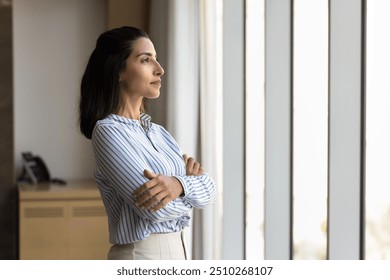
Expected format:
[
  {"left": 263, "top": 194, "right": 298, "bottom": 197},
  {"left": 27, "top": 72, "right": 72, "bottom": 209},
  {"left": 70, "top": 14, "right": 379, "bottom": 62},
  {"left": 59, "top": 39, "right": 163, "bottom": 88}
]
[{"left": 118, "top": 71, "right": 124, "bottom": 82}]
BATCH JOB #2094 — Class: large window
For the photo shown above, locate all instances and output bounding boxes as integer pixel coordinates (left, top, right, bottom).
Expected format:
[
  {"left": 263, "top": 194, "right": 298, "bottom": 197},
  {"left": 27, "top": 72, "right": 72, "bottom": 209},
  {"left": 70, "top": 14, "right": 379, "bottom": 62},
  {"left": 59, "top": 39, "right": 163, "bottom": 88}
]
[{"left": 244, "top": 0, "right": 390, "bottom": 260}]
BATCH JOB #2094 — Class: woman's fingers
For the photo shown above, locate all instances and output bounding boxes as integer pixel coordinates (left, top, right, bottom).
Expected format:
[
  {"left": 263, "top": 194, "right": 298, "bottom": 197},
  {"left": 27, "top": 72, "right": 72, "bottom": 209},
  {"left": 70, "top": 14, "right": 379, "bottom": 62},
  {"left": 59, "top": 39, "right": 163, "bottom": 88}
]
[
  {"left": 134, "top": 174, "right": 183, "bottom": 211},
  {"left": 186, "top": 157, "right": 195, "bottom": 174},
  {"left": 183, "top": 154, "right": 189, "bottom": 164},
  {"left": 138, "top": 190, "right": 168, "bottom": 210},
  {"left": 133, "top": 176, "right": 156, "bottom": 198},
  {"left": 134, "top": 182, "right": 159, "bottom": 206},
  {"left": 144, "top": 169, "right": 157, "bottom": 179},
  {"left": 150, "top": 196, "right": 169, "bottom": 212},
  {"left": 183, "top": 155, "right": 205, "bottom": 176}
]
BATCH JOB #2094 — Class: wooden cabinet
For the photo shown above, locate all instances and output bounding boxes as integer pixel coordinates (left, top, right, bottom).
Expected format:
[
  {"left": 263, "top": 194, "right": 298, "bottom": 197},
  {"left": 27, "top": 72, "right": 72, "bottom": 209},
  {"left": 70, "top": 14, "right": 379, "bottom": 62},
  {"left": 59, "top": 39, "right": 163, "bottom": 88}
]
[{"left": 18, "top": 180, "right": 110, "bottom": 260}]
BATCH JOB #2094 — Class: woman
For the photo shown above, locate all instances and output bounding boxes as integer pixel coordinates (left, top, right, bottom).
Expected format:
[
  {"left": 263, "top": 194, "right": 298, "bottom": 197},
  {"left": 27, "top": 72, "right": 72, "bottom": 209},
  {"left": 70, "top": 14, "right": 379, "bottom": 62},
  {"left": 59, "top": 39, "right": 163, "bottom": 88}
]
[{"left": 79, "top": 26, "right": 216, "bottom": 260}]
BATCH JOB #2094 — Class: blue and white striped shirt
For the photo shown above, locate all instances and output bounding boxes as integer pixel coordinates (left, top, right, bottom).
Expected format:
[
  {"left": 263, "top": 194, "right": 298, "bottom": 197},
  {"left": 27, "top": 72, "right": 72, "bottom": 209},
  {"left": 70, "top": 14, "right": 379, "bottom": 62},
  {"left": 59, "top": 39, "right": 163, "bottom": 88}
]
[{"left": 92, "top": 113, "right": 217, "bottom": 244}]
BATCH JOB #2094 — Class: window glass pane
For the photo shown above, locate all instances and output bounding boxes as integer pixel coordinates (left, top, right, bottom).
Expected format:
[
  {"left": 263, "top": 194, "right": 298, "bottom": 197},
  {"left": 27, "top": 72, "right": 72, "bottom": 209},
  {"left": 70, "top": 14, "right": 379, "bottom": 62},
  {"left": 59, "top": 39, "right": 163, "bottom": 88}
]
[
  {"left": 293, "top": 0, "right": 328, "bottom": 259},
  {"left": 245, "top": 0, "right": 265, "bottom": 260},
  {"left": 366, "top": 0, "right": 390, "bottom": 260}
]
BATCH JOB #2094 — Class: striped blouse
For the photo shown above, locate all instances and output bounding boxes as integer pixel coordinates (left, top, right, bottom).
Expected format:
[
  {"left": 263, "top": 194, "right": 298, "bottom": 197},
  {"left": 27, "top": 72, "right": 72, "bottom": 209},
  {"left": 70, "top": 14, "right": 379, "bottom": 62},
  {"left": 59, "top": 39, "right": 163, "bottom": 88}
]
[{"left": 92, "top": 113, "right": 217, "bottom": 244}]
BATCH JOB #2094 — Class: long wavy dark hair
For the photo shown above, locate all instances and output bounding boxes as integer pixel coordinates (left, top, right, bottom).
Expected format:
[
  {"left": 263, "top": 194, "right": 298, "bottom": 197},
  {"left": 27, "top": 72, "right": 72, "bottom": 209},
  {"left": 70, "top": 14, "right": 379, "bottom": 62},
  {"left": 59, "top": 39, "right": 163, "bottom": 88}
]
[{"left": 79, "top": 26, "right": 149, "bottom": 139}]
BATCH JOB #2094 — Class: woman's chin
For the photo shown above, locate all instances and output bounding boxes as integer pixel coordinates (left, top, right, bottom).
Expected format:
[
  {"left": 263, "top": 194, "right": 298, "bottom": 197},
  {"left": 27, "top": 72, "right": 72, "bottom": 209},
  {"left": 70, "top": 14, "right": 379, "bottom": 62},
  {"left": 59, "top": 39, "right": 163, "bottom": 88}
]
[{"left": 147, "top": 92, "right": 161, "bottom": 99}]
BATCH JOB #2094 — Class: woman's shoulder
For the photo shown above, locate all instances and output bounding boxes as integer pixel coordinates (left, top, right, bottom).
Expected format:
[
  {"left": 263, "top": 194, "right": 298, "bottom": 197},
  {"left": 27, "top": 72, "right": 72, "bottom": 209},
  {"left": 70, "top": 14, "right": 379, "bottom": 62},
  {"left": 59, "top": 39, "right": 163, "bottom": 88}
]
[
  {"left": 95, "top": 116, "right": 113, "bottom": 127},
  {"left": 96, "top": 114, "right": 133, "bottom": 126},
  {"left": 92, "top": 115, "right": 131, "bottom": 140}
]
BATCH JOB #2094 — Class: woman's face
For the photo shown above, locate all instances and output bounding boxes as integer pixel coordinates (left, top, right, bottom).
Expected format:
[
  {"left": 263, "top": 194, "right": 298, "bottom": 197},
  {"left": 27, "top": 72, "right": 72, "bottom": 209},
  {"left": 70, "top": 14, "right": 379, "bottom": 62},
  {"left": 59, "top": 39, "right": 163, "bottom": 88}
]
[{"left": 119, "top": 37, "right": 164, "bottom": 100}]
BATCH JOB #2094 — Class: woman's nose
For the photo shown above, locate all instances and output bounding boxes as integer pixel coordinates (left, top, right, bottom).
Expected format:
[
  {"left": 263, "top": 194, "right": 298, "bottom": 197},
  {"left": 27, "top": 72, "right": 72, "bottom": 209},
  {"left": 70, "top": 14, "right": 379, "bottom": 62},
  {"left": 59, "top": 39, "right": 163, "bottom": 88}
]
[{"left": 155, "top": 62, "right": 164, "bottom": 76}]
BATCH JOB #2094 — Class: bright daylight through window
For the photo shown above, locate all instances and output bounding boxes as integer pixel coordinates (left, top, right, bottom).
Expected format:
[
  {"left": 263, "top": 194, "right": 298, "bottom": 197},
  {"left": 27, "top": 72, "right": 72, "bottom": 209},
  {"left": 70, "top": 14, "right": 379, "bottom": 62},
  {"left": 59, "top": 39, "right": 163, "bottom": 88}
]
[
  {"left": 293, "top": 0, "right": 328, "bottom": 259},
  {"left": 366, "top": 0, "right": 390, "bottom": 259}
]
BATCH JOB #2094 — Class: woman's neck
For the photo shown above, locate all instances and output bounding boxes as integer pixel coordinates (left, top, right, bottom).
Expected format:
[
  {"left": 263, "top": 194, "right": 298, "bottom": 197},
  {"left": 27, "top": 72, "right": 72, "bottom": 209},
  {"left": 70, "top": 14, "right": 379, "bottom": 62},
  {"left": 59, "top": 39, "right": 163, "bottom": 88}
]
[{"left": 116, "top": 95, "right": 143, "bottom": 120}]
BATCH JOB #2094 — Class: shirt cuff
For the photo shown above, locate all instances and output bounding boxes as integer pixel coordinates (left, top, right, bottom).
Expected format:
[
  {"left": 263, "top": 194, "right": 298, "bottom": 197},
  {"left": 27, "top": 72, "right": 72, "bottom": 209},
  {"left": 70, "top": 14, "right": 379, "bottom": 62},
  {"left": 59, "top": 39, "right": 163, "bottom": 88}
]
[{"left": 173, "top": 175, "right": 190, "bottom": 197}]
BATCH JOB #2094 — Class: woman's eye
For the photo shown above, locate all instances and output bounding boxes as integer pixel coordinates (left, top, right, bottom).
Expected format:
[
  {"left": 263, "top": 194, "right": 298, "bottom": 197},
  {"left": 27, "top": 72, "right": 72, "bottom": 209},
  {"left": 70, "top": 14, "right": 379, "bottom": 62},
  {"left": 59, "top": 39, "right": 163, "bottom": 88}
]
[{"left": 142, "top": 57, "right": 150, "bottom": 63}]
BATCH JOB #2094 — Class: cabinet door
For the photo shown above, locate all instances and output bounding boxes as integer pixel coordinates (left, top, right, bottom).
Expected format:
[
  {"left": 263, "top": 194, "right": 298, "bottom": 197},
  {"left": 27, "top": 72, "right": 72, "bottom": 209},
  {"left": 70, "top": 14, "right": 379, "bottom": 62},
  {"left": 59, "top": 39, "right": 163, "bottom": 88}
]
[
  {"left": 19, "top": 201, "right": 69, "bottom": 260},
  {"left": 68, "top": 200, "right": 110, "bottom": 259}
]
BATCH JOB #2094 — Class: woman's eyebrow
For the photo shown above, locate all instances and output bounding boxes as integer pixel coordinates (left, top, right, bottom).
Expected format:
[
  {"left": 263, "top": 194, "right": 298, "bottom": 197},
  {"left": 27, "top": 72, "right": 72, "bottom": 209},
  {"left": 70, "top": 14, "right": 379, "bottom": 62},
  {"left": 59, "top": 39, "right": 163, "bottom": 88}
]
[{"left": 136, "top": 52, "right": 156, "bottom": 57}]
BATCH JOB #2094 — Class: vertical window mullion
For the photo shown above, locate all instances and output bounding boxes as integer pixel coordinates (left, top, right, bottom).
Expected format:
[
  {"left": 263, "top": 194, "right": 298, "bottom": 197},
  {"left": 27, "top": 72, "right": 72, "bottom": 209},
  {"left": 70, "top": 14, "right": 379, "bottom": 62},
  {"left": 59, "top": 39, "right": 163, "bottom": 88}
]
[
  {"left": 328, "top": 0, "right": 364, "bottom": 260},
  {"left": 222, "top": 0, "right": 245, "bottom": 259},
  {"left": 265, "top": 0, "right": 292, "bottom": 260}
]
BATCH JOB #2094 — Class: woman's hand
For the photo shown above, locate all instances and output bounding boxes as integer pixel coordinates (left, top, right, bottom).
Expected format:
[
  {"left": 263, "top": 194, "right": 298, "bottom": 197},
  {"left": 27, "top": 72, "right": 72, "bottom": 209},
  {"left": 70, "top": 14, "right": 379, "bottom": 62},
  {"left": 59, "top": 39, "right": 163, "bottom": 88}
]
[
  {"left": 134, "top": 155, "right": 204, "bottom": 211},
  {"left": 183, "top": 154, "right": 205, "bottom": 176},
  {"left": 133, "top": 170, "right": 183, "bottom": 212}
]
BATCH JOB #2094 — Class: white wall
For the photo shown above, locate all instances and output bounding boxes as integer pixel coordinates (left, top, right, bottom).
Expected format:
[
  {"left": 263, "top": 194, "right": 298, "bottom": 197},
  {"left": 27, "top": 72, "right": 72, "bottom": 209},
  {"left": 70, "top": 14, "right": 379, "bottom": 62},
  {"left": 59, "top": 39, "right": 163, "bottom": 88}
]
[{"left": 13, "top": 0, "right": 106, "bottom": 180}]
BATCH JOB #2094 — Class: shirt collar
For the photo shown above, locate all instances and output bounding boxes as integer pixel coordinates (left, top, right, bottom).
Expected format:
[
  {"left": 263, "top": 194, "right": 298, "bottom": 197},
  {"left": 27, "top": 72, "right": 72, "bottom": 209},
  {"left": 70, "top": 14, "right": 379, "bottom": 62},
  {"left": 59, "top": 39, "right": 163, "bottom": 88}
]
[
  {"left": 108, "top": 113, "right": 152, "bottom": 132},
  {"left": 140, "top": 113, "right": 152, "bottom": 132}
]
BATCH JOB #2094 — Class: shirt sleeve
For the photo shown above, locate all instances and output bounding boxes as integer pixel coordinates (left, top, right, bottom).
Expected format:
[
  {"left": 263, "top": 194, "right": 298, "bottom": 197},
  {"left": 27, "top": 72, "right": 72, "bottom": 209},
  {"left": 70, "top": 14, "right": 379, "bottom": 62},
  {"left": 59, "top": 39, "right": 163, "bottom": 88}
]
[
  {"left": 174, "top": 174, "right": 217, "bottom": 208},
  {"left": 92, "top": 123, "right": 192, "bottom": 223},
  {"left": 157, "top": 125, "right": 217, "bottom": 208}
]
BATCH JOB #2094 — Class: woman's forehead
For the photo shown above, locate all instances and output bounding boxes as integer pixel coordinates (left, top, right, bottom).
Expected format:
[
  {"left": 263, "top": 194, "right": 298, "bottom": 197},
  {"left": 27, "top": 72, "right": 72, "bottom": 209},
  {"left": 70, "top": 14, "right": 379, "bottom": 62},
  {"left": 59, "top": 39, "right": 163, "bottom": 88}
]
[{"left": 131, "top": 37, "right": 156, "bottom": 56}]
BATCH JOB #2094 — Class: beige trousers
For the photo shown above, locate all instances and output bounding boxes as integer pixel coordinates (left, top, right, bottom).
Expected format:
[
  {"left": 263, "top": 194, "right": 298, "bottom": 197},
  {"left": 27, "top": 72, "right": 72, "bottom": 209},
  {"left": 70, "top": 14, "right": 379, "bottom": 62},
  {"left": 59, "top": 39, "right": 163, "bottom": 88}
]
[{"left": 107, "top": 231, "right": 188, "bottom": 260}]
